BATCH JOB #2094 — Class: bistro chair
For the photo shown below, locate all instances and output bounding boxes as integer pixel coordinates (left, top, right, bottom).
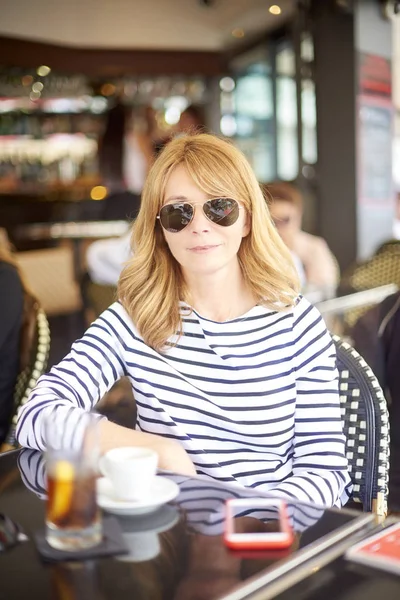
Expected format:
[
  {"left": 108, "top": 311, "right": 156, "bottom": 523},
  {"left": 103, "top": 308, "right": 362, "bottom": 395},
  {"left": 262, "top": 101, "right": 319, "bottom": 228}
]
[
  {"left": 1, "top": 300, "right": 51, "bottom": 451},
  {"left": 339, "top": 243, "right": 400, "bottom": 328},
  {"left": 15, "top": 246, "right": 83, "bottom": 317},
  {"left": 333, "top": 334, "right": 390, "bottom": 517}
]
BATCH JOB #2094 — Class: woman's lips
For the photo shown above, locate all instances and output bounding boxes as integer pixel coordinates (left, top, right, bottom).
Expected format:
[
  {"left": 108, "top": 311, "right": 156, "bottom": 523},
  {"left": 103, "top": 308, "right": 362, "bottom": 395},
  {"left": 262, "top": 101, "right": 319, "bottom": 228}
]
[{"left": 188, "top": 245, "right": 220, "bottom": 253}]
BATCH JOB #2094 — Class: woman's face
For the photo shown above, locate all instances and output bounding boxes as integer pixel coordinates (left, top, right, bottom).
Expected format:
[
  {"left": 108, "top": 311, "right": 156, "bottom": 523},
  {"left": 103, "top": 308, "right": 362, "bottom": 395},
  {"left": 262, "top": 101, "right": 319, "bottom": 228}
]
[{"left": 160, "top": 165, "right": 250, "bottom": 280}]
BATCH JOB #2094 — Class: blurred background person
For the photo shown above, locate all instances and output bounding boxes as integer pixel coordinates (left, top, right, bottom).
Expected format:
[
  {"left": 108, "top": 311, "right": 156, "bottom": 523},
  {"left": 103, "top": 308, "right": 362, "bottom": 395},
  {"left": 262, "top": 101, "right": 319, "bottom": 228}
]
[
  {"left": 176, "top": 104, "right": 207, "bottom": 135},
  {"left": 0, "top": 234, "right": 25, "bottom": 444},
  {"left": 98, "top": 101, "right": 154, "bottom": 220},
  {"left": 263, "top": 181, "right": 339, "bottom": 296},
  {"left": 85, "top": 103, "right": 209, "bottom": 291},
  {"left": 124, "top": 106, "right": 155, "bottom": 195},
  {"left": 393, "top": 191, "right": 400, "bottom": 240}
]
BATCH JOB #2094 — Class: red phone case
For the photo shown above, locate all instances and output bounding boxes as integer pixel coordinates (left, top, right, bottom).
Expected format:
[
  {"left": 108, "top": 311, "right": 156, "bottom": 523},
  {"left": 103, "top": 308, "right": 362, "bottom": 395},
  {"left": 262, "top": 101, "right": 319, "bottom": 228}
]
[{"left": 346, "top": 522, "right": 400, "bottom": 575}]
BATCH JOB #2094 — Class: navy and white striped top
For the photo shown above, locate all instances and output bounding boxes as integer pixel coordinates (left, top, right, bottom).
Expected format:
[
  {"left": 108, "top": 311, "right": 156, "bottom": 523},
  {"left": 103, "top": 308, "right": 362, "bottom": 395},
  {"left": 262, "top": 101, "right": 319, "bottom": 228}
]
[{"left": 16, "top": 296, "right": 352, "bottom": 507}]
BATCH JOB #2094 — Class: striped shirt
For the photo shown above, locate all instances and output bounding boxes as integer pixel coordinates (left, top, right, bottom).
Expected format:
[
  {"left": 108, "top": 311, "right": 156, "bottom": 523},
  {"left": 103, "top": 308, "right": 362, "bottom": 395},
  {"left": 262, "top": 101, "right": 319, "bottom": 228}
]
[{"left": 16, "top": 296, "right": 352, "bottom": 507}]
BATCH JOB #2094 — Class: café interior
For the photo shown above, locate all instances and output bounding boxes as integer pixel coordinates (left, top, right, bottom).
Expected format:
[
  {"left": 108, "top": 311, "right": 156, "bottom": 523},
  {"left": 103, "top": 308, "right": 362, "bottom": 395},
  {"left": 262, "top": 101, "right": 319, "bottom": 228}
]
[{"left": 1, "top": 0, "right": 400, "bottom": 599}]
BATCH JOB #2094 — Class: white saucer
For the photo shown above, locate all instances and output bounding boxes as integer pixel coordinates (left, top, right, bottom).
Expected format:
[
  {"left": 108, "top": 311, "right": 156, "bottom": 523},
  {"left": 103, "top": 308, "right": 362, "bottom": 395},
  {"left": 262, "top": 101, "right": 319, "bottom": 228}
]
[
  {"left": 114, "top": 505, "right": 180, "bottom": 562},
  {"left": 114, "top": 504, "right": 180, "bottom": 534},
  {"left": 96, "top": 475, "right": 180, "bottom": 516}
]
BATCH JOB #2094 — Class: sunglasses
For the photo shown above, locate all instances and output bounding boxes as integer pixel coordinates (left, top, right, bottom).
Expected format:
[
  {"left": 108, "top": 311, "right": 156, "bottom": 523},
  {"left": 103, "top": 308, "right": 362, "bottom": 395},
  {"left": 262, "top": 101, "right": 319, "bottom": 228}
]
[{"left": 157, "top": 198, "right": 240, "bottom": 233}]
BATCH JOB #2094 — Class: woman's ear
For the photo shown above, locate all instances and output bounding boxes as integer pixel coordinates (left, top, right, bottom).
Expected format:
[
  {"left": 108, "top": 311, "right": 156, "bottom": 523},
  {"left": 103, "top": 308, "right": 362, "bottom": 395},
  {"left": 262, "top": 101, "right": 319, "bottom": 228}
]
[{"left": 242, "top": 211, "right": 251, "bottom": 238}]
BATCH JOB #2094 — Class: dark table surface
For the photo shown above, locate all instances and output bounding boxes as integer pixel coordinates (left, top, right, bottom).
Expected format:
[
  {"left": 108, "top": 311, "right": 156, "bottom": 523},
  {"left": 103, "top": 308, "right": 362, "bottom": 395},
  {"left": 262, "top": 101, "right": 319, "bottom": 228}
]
[{"left": 0, "top": 449, "right": 389, "bottom": 600}]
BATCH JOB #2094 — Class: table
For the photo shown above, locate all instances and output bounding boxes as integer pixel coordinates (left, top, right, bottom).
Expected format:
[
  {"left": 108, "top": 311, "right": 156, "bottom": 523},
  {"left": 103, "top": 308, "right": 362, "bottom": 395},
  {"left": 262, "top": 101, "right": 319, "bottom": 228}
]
[
  {"left": 15, "top": 220, "right": 131, "bottom": 281},
  {"left": 0, "top": 449, "right": 380, "bottom": 600},
  {"left": 15, "top": 220, "right": 130, "bottom": 242}
]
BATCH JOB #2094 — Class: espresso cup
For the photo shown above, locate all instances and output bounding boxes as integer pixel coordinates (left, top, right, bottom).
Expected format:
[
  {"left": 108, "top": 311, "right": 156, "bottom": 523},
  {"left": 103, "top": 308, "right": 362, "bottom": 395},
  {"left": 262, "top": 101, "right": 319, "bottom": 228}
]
[{"left": 99, "top": 447, "right": 158, "bottom": 501}]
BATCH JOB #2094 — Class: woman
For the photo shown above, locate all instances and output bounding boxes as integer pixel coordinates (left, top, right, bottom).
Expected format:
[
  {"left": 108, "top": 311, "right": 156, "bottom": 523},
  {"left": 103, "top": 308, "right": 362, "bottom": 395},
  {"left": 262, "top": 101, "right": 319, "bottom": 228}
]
[
  {"left": 0, "top": 236, "right": 25, "bottom": 444},
  {"left": 265, "top": 181, "right": 339, "bottom": 292},
  {"left": 16, "top": 134, "right": 351, "bottom": 507}
]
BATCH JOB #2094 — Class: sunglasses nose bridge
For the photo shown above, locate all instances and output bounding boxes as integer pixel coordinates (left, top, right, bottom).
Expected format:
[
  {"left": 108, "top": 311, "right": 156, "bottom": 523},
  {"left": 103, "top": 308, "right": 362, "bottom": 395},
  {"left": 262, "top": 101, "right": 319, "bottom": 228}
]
[{"left": 189, "top": 202, "right": 212, "bottom": 230}]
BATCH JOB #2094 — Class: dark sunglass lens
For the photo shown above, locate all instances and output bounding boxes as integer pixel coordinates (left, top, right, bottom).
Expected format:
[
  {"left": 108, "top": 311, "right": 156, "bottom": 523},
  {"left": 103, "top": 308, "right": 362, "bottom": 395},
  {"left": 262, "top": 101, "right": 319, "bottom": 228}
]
[
  {"left": 205, "top": 198, "right": 239, "bottom": 227},
  {"left": 160, "top": 203, "right": 194, "bottom": 232}
]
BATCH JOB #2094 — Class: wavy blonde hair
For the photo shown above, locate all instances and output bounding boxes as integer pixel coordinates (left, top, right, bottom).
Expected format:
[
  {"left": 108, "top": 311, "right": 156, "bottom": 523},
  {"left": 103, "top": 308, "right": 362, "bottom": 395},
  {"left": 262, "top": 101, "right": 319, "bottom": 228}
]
[{"left": 118, "top": 134, "right": 300, "bottom": 351}]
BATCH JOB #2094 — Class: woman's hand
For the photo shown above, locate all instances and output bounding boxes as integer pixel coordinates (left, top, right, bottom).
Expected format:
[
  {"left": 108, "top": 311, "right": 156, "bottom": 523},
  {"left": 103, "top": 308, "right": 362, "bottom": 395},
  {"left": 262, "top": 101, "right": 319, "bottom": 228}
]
[
  {"left": 98, "top": 419, "right": 196, "bottom": 476},
  {"left": 156, "top": 437, "right": 197, "bottom": 476}
]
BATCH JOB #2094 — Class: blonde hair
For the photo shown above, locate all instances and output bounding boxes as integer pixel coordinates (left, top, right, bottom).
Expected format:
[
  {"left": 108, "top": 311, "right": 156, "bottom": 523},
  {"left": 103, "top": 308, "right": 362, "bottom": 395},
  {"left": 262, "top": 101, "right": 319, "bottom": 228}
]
[{"left": 118, "top": 134, "right": 300, "bottom": 352}]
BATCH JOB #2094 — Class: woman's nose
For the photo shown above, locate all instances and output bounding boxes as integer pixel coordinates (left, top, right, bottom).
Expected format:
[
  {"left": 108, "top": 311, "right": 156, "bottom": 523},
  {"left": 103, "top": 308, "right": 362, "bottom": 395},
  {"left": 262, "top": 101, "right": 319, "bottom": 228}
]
[{"left": 189, "top": 205, "right": 211, "bottom": 233}]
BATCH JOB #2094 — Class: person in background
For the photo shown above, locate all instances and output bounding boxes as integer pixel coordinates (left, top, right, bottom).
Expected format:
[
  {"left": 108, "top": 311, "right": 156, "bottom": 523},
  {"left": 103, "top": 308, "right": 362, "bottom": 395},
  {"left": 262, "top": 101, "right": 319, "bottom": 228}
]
[
  {"left": 86, "top": 103, "right": 209, "bottom": 287},
  {"left": 176, "top": 105, "right": 207, "bottom": 135},
  {"left": 98, "top": 101, "right": 127, "bottom": 193},
  {"left": 98, "top": 101, "right": 152, "bottom": 220},
  {"left": 123, "top": 107, "right": 155, "bottom": 196},
  {"left": 393, "top": 191, "right": 400, "bottom": 240},
  {"left": 0, "top": 234, "right": 25, "bottom": 444},
  {"left": 264, "top": 181, "right": 339, "bottom": 294},
  {"left": 16, "top": 134, "right": 351, "bottom": 507}
]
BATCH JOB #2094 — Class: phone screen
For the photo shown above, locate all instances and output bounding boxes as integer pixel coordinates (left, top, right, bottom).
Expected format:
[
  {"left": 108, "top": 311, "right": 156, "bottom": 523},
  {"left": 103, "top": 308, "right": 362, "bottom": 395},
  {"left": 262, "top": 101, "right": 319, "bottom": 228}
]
[{"left": 231, "top": 506, "right": 283, "bottom": 535}]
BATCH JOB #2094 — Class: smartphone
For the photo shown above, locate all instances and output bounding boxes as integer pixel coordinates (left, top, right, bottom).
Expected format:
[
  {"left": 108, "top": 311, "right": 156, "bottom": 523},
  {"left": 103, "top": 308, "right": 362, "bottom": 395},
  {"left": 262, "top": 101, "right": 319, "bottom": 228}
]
[
  {"left": 345, "top": 522, "right": 400, "bottom": 575},
  {"left": 224, "top": 497, "right": 294, "bottom": 551}
]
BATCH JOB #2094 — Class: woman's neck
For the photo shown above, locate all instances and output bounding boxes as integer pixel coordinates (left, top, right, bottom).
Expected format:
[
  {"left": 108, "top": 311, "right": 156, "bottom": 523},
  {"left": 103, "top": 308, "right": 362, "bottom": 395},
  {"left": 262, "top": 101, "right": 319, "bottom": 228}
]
[{"left": 182, "top": 261, "right": 256, "bottom": 322}]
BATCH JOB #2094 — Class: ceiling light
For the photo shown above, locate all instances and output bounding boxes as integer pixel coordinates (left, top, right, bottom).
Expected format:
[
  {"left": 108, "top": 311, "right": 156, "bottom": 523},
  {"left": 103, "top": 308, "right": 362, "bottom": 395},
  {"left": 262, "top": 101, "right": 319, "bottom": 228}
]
[{"left": 269, "top": 4, "right": 282, "bottom": 15}]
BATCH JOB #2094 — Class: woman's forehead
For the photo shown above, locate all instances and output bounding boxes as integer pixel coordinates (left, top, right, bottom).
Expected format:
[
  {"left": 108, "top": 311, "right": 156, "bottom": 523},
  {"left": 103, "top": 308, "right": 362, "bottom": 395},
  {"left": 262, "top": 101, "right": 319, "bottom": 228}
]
[{"left": 162, "top": 165, "right": 230, "bottom": 202}]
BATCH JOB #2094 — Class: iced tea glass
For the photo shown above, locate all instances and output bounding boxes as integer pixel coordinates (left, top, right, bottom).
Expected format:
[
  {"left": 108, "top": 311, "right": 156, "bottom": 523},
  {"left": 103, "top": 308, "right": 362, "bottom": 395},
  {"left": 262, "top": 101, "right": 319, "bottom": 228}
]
[{"left": 45, "top": 411, "right": 102, "bottom": 551}]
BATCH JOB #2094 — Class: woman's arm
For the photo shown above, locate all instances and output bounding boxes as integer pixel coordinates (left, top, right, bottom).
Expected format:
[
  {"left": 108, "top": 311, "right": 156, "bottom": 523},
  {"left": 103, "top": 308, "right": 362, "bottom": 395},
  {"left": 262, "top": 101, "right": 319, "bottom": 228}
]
[
  {"left": 270, "top": 299, "right": 352, "bottom": 507},
  {"left": 15, "top": 304, "right": 196, "bottom": 475},
  {"left": 16, "top": 306, "right": 128, "bottom": 450}
]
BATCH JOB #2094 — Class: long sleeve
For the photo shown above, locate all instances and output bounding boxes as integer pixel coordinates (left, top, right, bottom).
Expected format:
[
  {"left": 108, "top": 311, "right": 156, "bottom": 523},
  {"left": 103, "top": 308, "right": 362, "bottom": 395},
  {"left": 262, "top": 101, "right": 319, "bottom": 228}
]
[
  {"left": 270, "top": 299, "right": 352, "bottom": 507},
  {"left": 16, "top": 307, "right": 127, "bottom": 451}
]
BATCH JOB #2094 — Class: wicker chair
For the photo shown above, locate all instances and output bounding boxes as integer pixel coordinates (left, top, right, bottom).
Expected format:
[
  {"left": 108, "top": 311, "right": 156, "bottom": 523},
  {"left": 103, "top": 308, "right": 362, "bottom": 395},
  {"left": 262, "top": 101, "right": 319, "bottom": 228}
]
[
  {"left": 333, "top": 335, "right": 390, "bottom": 517},
  {"left": 1, "top": 303, "right": 50, "bottom": 450},
  {"left": 340, "top": 243, "right": 400, "bottom": 328}
]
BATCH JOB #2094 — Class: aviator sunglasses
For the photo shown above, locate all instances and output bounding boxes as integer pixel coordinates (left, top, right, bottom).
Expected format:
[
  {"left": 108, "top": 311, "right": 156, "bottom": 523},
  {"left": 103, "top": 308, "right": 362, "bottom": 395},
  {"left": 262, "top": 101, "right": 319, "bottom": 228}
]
[{"left": 157, "top": 198, "right": 241, "bottom": 233}]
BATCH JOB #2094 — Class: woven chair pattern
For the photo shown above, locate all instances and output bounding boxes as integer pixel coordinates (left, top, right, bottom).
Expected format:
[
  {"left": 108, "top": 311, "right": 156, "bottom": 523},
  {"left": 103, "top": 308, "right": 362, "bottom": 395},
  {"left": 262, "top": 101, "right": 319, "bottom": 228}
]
[
  {"left": 333, "top": 335, "right": 389, "bottom": 516},
  {"left": 341, "top": 244, "right": 400, "bottom": 327},
  {"left": 5, "top": 308, "right": 51, "bottom": 448}
]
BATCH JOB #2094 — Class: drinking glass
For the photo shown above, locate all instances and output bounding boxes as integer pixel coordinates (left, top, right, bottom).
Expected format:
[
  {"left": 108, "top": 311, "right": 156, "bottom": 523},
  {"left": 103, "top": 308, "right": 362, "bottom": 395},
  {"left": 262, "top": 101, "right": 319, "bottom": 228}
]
[{"left": 44, "top": 411, "right": 102, "bottom": 551}]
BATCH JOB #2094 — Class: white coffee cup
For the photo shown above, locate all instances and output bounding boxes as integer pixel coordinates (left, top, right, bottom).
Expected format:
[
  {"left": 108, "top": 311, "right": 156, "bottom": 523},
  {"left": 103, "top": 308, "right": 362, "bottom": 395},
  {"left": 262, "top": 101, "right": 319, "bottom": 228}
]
[{"left": 99, "top": 447, "right": 158, "bottom": 501}]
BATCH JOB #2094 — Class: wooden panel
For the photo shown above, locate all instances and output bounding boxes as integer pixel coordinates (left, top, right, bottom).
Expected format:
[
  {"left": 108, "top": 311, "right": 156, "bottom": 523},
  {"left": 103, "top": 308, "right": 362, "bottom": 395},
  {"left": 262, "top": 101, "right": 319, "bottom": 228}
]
[{"left": 0, "top": 35, "right": 226, "bottom": 76}]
